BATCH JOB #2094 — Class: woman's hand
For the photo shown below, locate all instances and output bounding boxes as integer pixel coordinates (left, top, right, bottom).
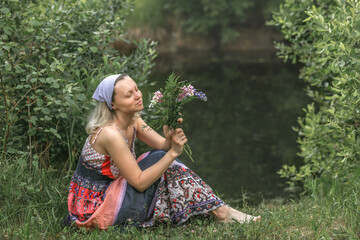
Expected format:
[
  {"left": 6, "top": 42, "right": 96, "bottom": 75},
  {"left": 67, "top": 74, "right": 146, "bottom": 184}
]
[
  {"left": 169, "top": 127, "right": 188, "bottom": 158},
  {"left": 163, "top": 125, "right": 173, "bottom": 140},
  {"left": 162, "top": 118, "right": 183, "bottom": 151},
  {"left": 161, "top": 125, "right": 173, "bottom": 151}
]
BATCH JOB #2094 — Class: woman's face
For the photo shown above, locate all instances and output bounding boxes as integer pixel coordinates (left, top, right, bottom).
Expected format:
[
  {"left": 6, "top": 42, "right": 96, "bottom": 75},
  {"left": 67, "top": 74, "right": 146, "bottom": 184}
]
[{"left": 112, "top": 76, "right": 143, "bottom": 113}]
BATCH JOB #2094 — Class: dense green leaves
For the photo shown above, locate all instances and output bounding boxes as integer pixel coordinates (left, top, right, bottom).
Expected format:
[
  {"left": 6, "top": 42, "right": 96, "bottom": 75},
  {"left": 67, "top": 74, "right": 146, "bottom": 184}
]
[
  {"left": 0, "top": 0, "right": 157, "bottom": 167},
  {"left": 269, "top": 0, "right": 360, "bottom": 191}
]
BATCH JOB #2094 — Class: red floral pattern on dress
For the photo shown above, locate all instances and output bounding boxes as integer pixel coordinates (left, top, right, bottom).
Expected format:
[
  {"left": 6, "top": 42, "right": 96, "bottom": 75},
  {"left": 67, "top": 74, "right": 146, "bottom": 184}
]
[
  {"left": 142, "top": 164, "right": 226, "bottom": 227},
  {"left": 68, "top": 127, "right": 136, "bottom": 222},
  {"left": 67, "top": 171, "right": 109, "bottom": 222}
]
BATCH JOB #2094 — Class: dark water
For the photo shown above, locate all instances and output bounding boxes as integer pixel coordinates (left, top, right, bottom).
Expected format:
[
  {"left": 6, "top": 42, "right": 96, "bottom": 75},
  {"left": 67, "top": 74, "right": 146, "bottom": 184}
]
[{"left": 138, "top": 51, "right": 311, "bottom": 204}]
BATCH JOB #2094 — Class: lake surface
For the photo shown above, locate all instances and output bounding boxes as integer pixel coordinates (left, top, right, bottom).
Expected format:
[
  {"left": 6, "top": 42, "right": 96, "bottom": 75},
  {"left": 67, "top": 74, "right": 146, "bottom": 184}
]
[{"left": 138, "top": 51, "right": 311, "bottom": 204}]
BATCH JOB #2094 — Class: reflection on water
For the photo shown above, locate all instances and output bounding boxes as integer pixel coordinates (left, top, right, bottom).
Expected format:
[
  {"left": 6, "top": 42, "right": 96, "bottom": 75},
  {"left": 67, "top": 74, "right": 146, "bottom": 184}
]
[{"left": 138, "top": 51, "right": 311, "bottom": 204}]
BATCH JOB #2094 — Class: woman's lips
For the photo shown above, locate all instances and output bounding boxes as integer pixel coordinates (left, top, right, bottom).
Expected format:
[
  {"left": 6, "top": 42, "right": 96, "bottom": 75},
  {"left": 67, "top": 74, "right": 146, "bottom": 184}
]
[{"left": 136, "top": 100, "right": 143, "bottom": 106}]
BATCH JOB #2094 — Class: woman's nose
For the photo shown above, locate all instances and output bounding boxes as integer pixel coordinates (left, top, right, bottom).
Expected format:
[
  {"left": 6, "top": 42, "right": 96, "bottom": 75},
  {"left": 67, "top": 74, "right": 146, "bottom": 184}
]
[{"left": 135, "top": 90, "right": 142, "bottom": 98}]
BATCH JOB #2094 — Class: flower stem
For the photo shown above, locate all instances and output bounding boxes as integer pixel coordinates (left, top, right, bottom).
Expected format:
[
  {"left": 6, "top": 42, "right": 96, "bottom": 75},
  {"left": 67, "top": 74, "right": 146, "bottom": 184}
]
[{"left": 183, "top": 143, "right": 195, "bottom": 162}]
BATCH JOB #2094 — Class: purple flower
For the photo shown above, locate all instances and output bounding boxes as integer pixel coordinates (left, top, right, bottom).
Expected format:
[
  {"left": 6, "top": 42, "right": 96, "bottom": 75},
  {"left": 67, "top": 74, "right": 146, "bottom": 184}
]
[{"left": 194, "top": 91, "right": 207, "bottom": 101}]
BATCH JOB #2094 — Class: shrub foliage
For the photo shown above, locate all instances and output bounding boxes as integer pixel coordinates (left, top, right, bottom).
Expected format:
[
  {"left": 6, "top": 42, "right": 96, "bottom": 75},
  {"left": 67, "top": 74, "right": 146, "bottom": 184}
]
[
  {"left": 0, "top": 0, "right": 157, "bottom": 168},
  {"left": 269, "top": 0, "right": 360, "bottom": 190}
]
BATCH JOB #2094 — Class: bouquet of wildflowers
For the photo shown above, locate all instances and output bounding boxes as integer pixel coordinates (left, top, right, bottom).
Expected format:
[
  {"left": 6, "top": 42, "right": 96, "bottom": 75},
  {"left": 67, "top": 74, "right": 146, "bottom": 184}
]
[{"left": 148, "top": 73, "right": 207, "bottom": 162}]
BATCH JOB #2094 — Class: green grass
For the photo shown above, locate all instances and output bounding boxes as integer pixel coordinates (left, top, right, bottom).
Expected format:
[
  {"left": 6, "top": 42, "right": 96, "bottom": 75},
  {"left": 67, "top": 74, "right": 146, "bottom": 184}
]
[{"left": 1, "top": 156, "right": 359, "bottom": 239}]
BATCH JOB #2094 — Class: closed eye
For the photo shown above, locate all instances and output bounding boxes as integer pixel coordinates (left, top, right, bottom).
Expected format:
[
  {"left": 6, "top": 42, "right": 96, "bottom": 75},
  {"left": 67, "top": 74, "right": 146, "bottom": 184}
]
[{"left": 125, "top": 85, "right": 138, "bottom": 97}]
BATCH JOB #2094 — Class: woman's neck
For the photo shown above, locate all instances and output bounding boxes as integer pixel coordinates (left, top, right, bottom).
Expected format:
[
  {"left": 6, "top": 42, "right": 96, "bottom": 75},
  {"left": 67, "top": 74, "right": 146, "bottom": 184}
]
[{"left": 113, "top": 112, "right": 134, "bottom": 131}]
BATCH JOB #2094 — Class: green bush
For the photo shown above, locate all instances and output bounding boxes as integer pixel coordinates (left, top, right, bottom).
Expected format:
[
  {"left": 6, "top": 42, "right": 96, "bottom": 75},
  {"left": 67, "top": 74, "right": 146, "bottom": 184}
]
[
  {"left": 0, "top": 0, "right": 157, "bottom": 168},
  {"left": 269, "top": 0, "right": 360, "bottom": 191}
]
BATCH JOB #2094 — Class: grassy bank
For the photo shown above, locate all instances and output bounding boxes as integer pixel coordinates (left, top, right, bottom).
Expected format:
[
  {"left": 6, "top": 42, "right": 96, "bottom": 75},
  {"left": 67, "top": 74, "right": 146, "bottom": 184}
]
[{"left": 1, "top": 158, "right": 359, "bottom": 239}]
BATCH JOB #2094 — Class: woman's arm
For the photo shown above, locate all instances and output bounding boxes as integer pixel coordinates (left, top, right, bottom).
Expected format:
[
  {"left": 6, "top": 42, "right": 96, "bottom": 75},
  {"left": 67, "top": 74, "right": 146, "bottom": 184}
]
[
  {"left": 97, "top": 125, "right": 187, "bottom": 192},
  {"left": 135, "top": 117, "right": 172, "bottom": 151}
]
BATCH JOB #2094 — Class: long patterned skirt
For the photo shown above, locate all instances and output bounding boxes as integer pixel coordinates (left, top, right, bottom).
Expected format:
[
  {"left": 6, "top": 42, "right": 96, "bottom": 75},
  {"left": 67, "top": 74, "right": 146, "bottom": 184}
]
[{"left": 67, "top": 150, "right": 226, "bottom": 229}]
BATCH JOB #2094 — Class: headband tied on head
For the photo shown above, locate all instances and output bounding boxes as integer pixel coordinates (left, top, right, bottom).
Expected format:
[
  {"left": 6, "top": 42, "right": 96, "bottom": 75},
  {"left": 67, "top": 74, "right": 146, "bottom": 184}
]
[{"left": 92, "top": 74, "right": 122, "bottom": 110}]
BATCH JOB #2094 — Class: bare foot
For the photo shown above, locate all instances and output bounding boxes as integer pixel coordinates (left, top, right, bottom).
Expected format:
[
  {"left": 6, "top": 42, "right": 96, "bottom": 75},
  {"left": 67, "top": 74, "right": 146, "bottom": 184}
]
[
  {"left": 212, "top": 206, "right": 261, "bottom": 224},
  {"left": 212, "top": 206, "right": 233, "bottom": 223},
  {"left": 229, "top": 207, "right": 261, "bottom": 224}
]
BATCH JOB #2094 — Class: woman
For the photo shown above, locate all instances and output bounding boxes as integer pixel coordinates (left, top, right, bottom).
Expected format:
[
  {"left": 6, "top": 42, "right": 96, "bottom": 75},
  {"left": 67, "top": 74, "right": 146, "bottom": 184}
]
[{"left": 67, "top": 74, "right": 260, "bottom": 229}]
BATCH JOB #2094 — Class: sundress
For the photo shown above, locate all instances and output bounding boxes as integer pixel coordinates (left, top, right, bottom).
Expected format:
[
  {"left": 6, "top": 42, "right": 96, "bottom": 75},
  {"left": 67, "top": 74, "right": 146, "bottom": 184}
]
[{"left": 67, "top": 125, "right": 226, "bottom": 229}]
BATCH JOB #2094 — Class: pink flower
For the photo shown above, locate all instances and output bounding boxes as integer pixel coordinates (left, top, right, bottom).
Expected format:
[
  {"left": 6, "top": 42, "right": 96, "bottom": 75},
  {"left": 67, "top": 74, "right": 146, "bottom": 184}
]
[
  {"left": 191, "top": 230, "right": 195, "bottom": 233},
  {"left": 149, "top": 90, "right": 164, "bottom": 108},
  {"left": 178, "top": 84, "right": 195, "bottom": 101}
]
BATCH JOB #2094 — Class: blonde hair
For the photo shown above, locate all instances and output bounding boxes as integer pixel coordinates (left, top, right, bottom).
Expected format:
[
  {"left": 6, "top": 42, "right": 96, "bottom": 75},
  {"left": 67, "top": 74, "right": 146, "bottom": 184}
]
[
  {"left": 85, "top": 101, "right": 141, "bottom": 135},
  {"left": 86, "top": 102, "right": 116, "bottom": 135}
]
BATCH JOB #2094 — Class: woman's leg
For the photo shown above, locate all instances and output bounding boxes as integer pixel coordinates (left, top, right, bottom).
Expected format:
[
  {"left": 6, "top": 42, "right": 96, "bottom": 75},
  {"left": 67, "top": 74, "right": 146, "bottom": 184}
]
[
  {"left": 211, "top": 205, "right": 261, "bottom": 223},
  {"left": 140, "top": 151, "right": 260, "bottom": 226}
]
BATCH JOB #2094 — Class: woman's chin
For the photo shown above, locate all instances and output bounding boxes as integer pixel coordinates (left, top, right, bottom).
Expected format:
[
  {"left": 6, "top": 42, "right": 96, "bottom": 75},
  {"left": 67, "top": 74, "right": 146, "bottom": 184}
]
[{"left": 136, "top": 105, "right": 144, "bottom": 111}]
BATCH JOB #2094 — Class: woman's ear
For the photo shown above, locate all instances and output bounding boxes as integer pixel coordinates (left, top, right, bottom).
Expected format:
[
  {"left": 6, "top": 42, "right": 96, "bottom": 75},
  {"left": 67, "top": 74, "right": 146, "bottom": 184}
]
[{"left": 111, "top": 103, "right": 116, "bottom": 110}]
